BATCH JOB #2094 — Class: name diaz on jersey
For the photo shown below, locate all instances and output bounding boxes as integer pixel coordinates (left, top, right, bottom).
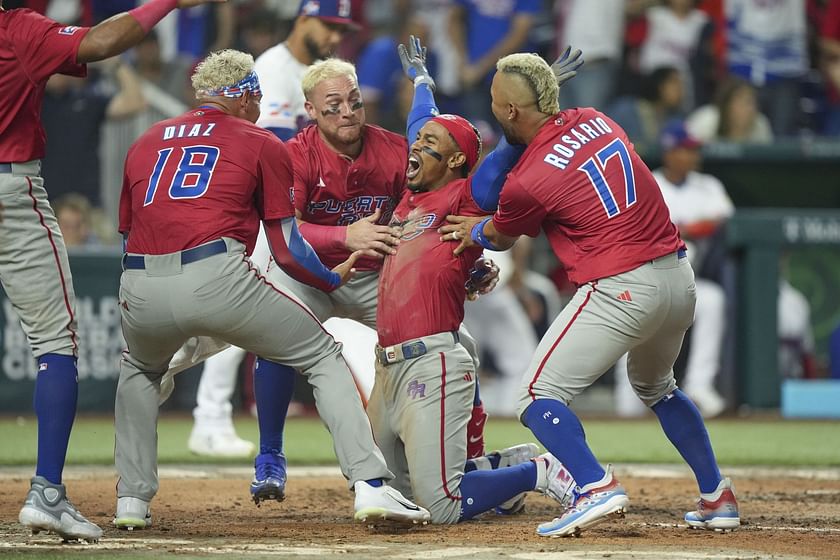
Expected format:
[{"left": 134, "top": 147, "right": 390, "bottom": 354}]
[{"left": 161, "top": 122, "right": 217, "bottom": 140}]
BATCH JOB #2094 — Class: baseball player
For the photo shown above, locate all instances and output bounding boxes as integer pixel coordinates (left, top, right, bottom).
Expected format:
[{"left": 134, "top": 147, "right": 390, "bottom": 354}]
[
  {"left": 0, "top": 0, "right": 225, "bottom": 543},
  {"left": 441, "top": 52, "right": 740, "bottom": 536},
  {"left": 113, "top": 49, "right": 430, "bottom": 530},
  {"left": 186, "top": 0, "right": 358, "bottom": 458},
  {"left": 246, "top": 54, "right": 499, "bottom": 506},
  {"left": 362, "top": 38, "right": 585, "bottom": 525}
]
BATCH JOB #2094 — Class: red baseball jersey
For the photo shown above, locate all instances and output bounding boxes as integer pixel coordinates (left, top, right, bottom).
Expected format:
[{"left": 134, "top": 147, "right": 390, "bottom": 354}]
[
  {"left": 287, "top": 123, "right": 408, "bottom": 270},
  {"left": 494, "top": 108, "right": 683, "bottom": 286},
  {"left": 0, "top": 9, "right": 89, "bottom": 162},
  {"left": 377, "top": 178, "right": 484, "bottom": 347},
  {"left": 120, "top": 107, "right": 295, "bottom": 255}
]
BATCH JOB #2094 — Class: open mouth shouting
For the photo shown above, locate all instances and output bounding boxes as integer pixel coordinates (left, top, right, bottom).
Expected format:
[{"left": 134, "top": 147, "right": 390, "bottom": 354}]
[{"left": 406, "top": 152, "right": 422, "bottom": 180}]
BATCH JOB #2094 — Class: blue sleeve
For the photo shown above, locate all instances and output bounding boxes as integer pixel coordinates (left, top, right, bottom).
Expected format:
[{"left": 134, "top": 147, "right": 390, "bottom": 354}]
[
  {"left": 405, "top": 82, "right": 439, "bottom": 147},
  {"left": 266, "top": 126, "right": 297, "bottom": 141},
  {"left": 470, "top": 137, "right": 526, "bottom": 212},
  {"left": 271, "top": 217, "right": 340, "bottom": 290}
]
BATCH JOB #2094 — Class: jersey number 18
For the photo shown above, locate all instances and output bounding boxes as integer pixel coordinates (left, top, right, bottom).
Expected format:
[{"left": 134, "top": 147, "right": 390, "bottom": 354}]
[{"left": 144, "top": 145, "right": 220, "bottom": 206}]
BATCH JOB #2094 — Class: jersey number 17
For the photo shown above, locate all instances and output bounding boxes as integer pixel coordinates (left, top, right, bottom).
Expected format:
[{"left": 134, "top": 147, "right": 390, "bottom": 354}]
[{"left": 578, "top": 138, "right": 636, "bottom": 219}]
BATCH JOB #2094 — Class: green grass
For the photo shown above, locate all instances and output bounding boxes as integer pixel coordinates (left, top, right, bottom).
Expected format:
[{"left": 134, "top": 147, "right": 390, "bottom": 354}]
[{"left": 1, "top": 415, "right": 838, "bottom": 467}]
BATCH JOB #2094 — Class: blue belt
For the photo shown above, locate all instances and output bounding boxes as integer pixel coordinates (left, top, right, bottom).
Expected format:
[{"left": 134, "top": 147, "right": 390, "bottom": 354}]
[
  {"left": 375, "top": 331, "right": 460, "bottom": 365},
  {"left": 677, "top": 248, "right": 687, "bottom": 259},
  {"left": 0, "top": 163, "right": 12, "bottom": 173},
  {"left": 123, "top": 239, "right": 228, "bottom": 270}
]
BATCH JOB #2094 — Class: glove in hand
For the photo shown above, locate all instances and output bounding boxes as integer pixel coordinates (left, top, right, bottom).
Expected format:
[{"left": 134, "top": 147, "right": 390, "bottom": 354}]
[{"left": 398, "top": 34, "right": 436, "bottom": 91}]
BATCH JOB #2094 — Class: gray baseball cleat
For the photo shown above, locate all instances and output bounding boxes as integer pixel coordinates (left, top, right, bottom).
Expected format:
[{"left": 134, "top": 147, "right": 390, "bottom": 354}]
[
  {"left": 18, "top": 476, "right": 102, "bottom": 543},
  {"left": 353, "top": 481, "right": 431, "bottom": 525},
  {"left": 114, "top": 496, "right": 152, "bottom": 530}
]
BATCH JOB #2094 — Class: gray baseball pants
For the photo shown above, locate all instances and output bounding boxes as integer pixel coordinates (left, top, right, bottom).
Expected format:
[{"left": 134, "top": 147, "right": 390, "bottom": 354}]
[
  {"left": 115, "top": 238, "right": 392, "bottom": 501},
  {"left": 367, "top": 331, "right": 475, "bottom": 524},
  {"left": 0, "top": 160, "right": 77, "bottom": 358},
  {"left": 518, "top": 251, "right": 696, "bottom": 414}
]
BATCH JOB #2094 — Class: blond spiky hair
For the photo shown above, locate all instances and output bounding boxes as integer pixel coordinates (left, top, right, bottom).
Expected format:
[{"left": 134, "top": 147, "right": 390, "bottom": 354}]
[
  {"left": 301, "top": 58, "right": 358, "bottom": 100},
  {"left": 496, "top": 53, "right": 560, "bottom": 115},
  {"left": 192, "top": 49, "right": 255, "bottom": 98}
]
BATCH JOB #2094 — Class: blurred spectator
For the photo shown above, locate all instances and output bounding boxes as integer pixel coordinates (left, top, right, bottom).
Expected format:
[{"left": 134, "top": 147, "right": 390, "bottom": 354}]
[
  {"left": 778, "top": 262, "right": 816, "bottom": 379},
  {"left": 52, "top": 193, "right": 101, "bottom": 248},
  {"left": 686, "top": 76, "right": 773, "bottom": 143},
  {"left": 356, "top": 16, "right": 435, "bottom": 131},
  {"left": 449, "top": 0, "right": 540, "bottom": 128},
  {"left": 236, "top": 8, "right": 285, "bottom": 59},
  {"left": 132, "top": 30, "right": 192, "bottom": 105},
  {"left": 26, "top": 0, "right": 93, "bottom": 25},
  {"left": 819, "top": 0, "right": 840, "bottom": 136},
  {"left": 606, "top": 66, "right": 685, "bottom": 158},
  {"left": 615, "top": 120, "right": 733, "bottom": 418},
  {"left": 554, "top": 0, "right": 628, "bottom": 111},
  {"left": 638, "top": 0, "right": 715, "bottom": 110},
  {"left": 413, "top": 0, "right": 462, "bottom": 112},
  {"left": 41, "top": 61, "right": 145, "bottom": 207},
  {"left": 725, "top": 0, "right": 808, "bottom": 136}
]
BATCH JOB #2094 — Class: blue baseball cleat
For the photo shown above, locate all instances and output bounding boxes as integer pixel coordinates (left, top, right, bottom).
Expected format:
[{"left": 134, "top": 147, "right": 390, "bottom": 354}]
[
  {"left": 250, "top": 453, "right": 287, "bottom": 506},
  {"left": 536, "top": 465, "right": 629, "bottom": 537},
  {"left": 685, "top": 477, "right": 740, "bottom": 531}
]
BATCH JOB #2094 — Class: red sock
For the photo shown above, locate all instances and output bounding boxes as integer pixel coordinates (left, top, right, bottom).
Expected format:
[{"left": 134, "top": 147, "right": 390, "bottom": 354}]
[{"left": 466, "top": 402, "right": 488, "bottom": 459}]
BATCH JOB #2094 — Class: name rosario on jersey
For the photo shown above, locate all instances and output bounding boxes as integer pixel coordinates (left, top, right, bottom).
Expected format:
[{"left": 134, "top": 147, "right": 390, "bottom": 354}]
[
  {"left": 543, "top": 116, "right": 614, "bottom": 170},
  {"left": 161, "top": 122, "right": 216, "bottom": 140}
]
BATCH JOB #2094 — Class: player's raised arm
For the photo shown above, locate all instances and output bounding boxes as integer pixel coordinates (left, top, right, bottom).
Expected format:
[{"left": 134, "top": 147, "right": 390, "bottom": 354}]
[
  {"left": 76, "top": 0, "right": 226, "bottom": 63},
  {"left": 400, "top": 35, "right": 439, "bottom": 146}
]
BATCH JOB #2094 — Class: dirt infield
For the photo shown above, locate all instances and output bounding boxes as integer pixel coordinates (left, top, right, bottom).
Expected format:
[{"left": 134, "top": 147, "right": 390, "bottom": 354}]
[{"left": 1, "top": 466, "right": 839, "bottom": 559}]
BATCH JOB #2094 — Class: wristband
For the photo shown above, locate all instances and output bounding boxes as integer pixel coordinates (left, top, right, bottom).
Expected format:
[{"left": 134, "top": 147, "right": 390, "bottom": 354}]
[
  {"left": 413, "top": 75, "right": 436, "bottom": 91},
  {"left": 470, "top": 217, "right": 498, "bottom": 250},
  {"left": 128, "top": 0, "right": 178, "bottom": 34}
]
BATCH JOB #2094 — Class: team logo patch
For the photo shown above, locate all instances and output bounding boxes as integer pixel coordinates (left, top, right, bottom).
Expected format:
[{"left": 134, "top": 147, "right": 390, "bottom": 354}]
[
  {"left": 407, "top": 380, "right": 426, "bottom": 399},
  {"left": 58, "top": 26, "right": 80, "bottom": 35},
  {"left": 301, "top": 1, "right": 320, "bottom": 16}
]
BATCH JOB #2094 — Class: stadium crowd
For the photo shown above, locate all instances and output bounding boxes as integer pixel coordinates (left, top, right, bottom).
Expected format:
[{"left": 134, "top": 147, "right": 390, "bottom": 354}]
[{"left": 7, "top": 0, "right": 830, "bottom": 419}]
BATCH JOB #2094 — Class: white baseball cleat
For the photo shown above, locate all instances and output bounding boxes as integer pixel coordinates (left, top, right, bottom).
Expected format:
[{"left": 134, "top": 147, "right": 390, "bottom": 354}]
[
  {"left": 537, "top": 465, "right": 629, "bottom": 538},
  {"left": 353, "top": 481, "right": 431, "bottom": 525},
  {"left": 114, "top": 497, "right": 152, "bottom": 530},
  {"left": 188, "top": 428, "right": 255, "bottom": 458},
  {"left": 685, "top": 477, "right": 740, "bottom": 531},
  {"left": 19, "top": 476, "right": 102, "bottom": 543}
]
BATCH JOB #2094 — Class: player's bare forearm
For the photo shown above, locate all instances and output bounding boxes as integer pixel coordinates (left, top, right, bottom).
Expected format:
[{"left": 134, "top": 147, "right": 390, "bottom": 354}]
[
  {"left": 77, "top": 13, "right": 147, "bottom": 63},
  {"left": 76, "top": 0, "right": 226, "bottom": 63}
]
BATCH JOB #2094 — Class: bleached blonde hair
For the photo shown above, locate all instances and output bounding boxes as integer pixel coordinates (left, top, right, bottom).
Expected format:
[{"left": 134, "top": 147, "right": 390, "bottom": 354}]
[
  {"left": 301, "top": 58, "right": 358, "bottom": 100},
  {"left": 496, "top": 53, "right": 560, "bottom": 115},
  {"left": 191, "top": 49, "right": 255, "bottom": 98}
]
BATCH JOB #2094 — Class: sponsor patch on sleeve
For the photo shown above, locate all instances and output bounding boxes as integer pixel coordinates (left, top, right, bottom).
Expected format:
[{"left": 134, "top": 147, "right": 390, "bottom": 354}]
[{"left": 58, "top": 26, "right": 80, "bottom": 35}]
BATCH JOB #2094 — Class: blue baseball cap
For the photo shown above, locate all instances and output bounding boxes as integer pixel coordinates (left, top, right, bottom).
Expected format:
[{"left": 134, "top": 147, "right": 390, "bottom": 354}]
[
  {"left": 298, "top": 0, "right": 358, "bottom": 27},
  {"left": 660, "top": 120, "right": 702, "bottom": 151}
]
